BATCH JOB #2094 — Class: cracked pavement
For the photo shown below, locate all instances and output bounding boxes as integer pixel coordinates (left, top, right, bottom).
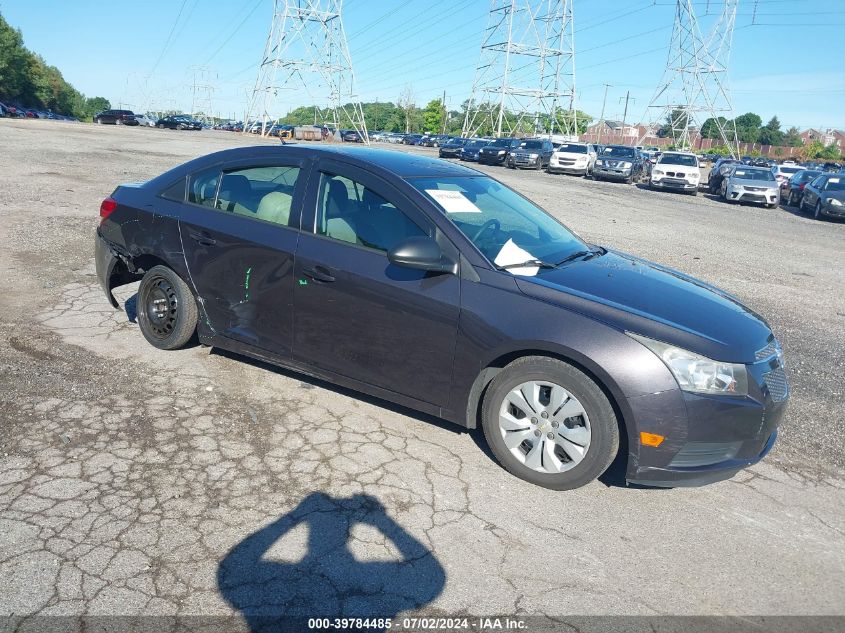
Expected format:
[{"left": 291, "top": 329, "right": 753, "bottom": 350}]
[{"left": 0, "top": 120, "right": 843, "bottom": 627}]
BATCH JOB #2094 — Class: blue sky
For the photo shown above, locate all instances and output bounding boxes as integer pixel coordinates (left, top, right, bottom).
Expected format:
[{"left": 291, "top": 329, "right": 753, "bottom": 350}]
[{"left": 3, "top": 0, "right": 844, "bottom": 129}]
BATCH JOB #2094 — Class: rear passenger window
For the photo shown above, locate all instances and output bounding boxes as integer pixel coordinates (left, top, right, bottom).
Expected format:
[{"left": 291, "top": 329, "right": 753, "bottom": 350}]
[
  {"left": 217, "top": 165, "right": 301, "bottom": 227},
  {"left": 315, "top": 172, "right": 427, "bottom": 252},
  {"left": 188, "top": 167, "right": 220, "bottom": 208}
]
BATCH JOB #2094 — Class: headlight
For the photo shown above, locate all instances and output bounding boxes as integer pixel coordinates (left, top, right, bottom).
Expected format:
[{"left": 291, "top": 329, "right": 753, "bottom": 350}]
[
  {"left": 689, "top": 173, "right": 700, "bottom": 181},
  {"left": 498, "top": 150, "right": 506, "bottom": 155},
  {"left": 529, "top": 153, "right": 538, "bottom": 158},
  {"left": 830, "top": 198, "right": 842, "bottom": 206},
  {"left": 653, "top": 169, "right": 664, "bottom": 176},
  {"left": 621, "top": 161, "right": 632, "bottom": 169},
  {"left": 596, "top": 159, "right": 604, "bottom": 165},
  {"left": 628, "top": 333, "right": 748, "bottom": 396}
]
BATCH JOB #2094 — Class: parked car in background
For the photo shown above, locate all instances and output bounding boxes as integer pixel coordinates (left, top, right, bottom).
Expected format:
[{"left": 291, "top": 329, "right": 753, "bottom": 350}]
[
  {"left": 94, "top": 110, "right": 138, "bottom": 125},
  {"left": 156, "top": 115, "right": 202, "bottom": 130},
  {"left": 783, "top": 170, "right": 822, "bottom": 207},
  {"left": 592, "top": 145, "right": 644, "bottom": 183},
  {"left": 822, "top": 162, "right": 841, "bottom": 173},
  {"left": 439, "top": 137, "right": 467, "bottom": 158},
  {"left": 134, "top": 113, "right": 155, "bottom": 127},
  {"left": 649, "top": 151, "right": 701, "bottom": 195},
  {"left": 95, "top": 145, "right": 789, "bottom": 490},
  {"left": 460, "top": 138, "right": 492, "bottom": 162},
  {"left": 340, "top": 129, "right": 363, "bottom": 142},
  {"left": 402, "top": 134, "right": 424, "bottom": 146},
  {"left": 420, "top": 134, "right": 448, "bottom": 147},
  {"left": 799, "top": 173, "right": 845, "bottom": 220},
  {"left": 547, "top": 142, "right": 597, "bottom": 176},
  {"left": 507, "top": 138, "right": 554, "bottom": 169},
  {"left": 707, "top": 157, "right": 741, "bottom": 194},
  {"left": 478, "top": 138, "right": 522, "bottom": 166},
  {"left": 771, "top": 164, "right": 804, "bottom": 189},
  {"left": 719, "top": 165, "right": 780, "bottom": 208}
]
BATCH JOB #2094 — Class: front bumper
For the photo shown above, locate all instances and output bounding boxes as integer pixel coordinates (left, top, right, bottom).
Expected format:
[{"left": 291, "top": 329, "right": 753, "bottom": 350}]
[
  {"left": 439, "top": 149, "right": 462, "bottom": 158},
  {"left": 594, "top": 165, "right": 632, "bottom": 180},
  {"left": 726, "top": 188, "right": 779, "bottom": 205},
  {"left": 820, "top": 202, "right": 845, "bottom": 218},
  {"left": 651, "top": 177, "right": 698, "bottom": 192},
  {"left": 625, "top": 358, "right": 789, "bottom": 487},
  {"left": 478, "top": 152, "right": 508, "bottom": 165},
  {"left": 548, "top": 161, "right": 589, "bottom": 174},
  {"left": 460, "top": 153, "right": 480, "bottom": 162}
]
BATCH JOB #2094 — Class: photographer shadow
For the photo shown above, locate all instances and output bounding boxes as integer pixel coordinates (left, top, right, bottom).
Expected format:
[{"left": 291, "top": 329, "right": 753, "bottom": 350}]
[{"left": 217, "top": 492, "right": 445, "bottom": 633}]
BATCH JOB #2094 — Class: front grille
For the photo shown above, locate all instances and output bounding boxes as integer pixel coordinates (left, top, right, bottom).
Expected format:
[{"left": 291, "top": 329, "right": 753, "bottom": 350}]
[
  {"left": 745, "top": 186, "right": 767, "bottom": 192},
  {"left": 755, "top": 340, "right": 779, "bottom": 361},
  {"left": 669, "top": 441, "right": 742, "bottom": 467},
  {"left": 763, "top": 366, "right": 789, "bottom": 402}
]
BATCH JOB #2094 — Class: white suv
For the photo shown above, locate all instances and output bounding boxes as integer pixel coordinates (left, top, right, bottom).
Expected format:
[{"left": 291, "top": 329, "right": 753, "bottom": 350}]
[
  {"left": 547, "top": 142, "right": 597, "bottom": 176},
  {"left": 649, "top": 151, "right": 701, "bottom": 195}
]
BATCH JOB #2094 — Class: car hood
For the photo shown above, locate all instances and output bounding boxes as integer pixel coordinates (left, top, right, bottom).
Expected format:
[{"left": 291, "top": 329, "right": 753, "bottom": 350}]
[
  {"left": 731, "top": 178, "right": 778, "bottom": 188},
  {"left": 656, "top": 164, "right": 699, "bottom": 174},
  {"left": 513, "top": 250, "right": 772, "bottom": 363},
  {"left": 554, "top": 152, "right": 590, "bottom": 159},
  {"left": 822, "top": 191, "right": 845, "bottom": 202}
]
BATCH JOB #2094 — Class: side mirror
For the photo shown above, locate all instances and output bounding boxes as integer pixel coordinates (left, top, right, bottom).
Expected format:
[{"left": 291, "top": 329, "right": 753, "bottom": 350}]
[{"left": 388, "top": 236, "right": 457, "bottom": 274}]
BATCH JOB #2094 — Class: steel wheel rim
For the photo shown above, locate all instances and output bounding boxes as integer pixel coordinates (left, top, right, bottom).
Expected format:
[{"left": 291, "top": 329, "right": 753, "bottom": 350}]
[
  {"left": 498, "top": 380, "right": 592, "bottom": 474},
  {"left": 143, "top": 276, "right": 178, "bottom": 339}
]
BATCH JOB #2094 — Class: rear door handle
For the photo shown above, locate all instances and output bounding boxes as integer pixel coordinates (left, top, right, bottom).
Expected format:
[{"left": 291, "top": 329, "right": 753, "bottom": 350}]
[
  {"left": 302, "top": 266, "right": 336, "bottom": 283},
  {"left": 188, "top": 230, "right": 216, "bottom": 247}
]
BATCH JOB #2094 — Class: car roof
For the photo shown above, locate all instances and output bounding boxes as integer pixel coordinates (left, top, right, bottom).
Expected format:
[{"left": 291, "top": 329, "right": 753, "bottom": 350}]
[{"left": 175, "top": 145, "right": 482, "bottom": 179}]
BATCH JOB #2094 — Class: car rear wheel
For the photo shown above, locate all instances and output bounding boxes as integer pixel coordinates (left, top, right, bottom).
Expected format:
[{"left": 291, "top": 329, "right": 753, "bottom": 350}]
[
  {"left": 116, "top": 118, "right": 122, "bottom": 125},
  {"left": 95, "top": 118, "right": 102, "bottom": 125},
  {"left": 481, "top": 357, "right": 619, "bottom": 490},
  {"left": 137, "top": 265, "right": 198, "bottom": 350}
]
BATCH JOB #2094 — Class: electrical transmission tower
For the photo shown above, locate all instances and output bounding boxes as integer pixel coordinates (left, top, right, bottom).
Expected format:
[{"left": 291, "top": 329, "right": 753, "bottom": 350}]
[
  {"left": 190, "top": 66, "right": 216, "bottom": 124},
  {"left": 640, "top": 0, "right": 739, "bottom": 155},
  {"left": 244, "top": 0, "right": 368, "bottom": 142},
  {"left": 462, "top": 0, "right": 576, "bottom": 139}
]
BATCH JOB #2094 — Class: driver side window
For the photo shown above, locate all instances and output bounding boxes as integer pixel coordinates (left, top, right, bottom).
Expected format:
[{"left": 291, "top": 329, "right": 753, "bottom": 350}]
[{"left": 315, "top": 172, "right": 427, "bottom": 253}]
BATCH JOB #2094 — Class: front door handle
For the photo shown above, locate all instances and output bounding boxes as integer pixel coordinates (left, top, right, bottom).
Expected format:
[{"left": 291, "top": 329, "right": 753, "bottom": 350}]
[
  {"left": 302, "top": 266, "right": 336, "bottom": 283},
  {"left": 188, "top": 230, "right": 217, "bottom": 247}
]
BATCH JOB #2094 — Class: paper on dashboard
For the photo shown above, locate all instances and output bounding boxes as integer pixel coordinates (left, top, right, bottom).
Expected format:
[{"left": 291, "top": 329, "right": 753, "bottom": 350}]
[{"left": 494, "top": 239, "right": 539, "bottom": 276}]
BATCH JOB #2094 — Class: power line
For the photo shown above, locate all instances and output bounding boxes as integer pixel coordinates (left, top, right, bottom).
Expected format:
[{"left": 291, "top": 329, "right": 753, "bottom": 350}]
[
  {"left": 149, "top": 0, "right": 190, "bottom": 76},
  {"left": 202, "top": 0, "right": 265, "bottom": 65}
]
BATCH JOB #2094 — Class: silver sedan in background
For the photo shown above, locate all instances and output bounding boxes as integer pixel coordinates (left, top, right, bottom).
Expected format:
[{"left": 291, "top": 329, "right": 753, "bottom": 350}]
[{"left": 720, "top": 166, "right": 780, "bottom": 208}]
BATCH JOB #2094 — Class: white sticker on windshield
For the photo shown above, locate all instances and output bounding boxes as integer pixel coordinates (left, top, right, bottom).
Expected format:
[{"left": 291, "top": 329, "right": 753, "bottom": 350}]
[
  {"left": 425, "top": 189, "right": 481, "bottom": 213},
  {"left": 494, "top": 239, "right": 539, "bottom": 277},
  {"left": 830, "top": 177, "right": 840, "bottom": 183}
]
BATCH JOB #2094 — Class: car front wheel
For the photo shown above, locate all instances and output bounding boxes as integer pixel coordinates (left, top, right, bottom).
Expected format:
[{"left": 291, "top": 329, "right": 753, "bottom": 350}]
[
  {"left": 814, "top": 201, "right": 824, "bottom": 220},
  {"left": 137, "top": 265, "right": 198, "bottom": 350},
  {"left": 481, "top": 357, "right": 619, "bottom": 490}
]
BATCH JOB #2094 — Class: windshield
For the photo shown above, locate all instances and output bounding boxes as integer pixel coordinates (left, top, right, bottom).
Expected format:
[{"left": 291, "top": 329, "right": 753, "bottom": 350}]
[
  {"left": 491, "top": 138, "right": 515, "bottom": 147},
  {"left": 823, "top": 177, "right": 845, "bottom": 191},
  {"left": 601, "top": 146, "right": 635, "bottom": 158},
  {"left": 779, "top": 167, "right": 802, "bottom": 174},
  {"left": 410, "top": 176, "right": 588, "bottom": 273},
  {"left": 466, "top": 140, "right": 488, "bottom": 148},
  {"left": 732, "top": 168, "right": 776, "bottom": 182},
  {"left": 520, "top": 140, "right": 543, "bottom": 150},
  {"left": 658, "top": 153, "right": 698, "bottom": 167},
  {"left": 556, "top": 144, "right": 588, "bottom": 154},
  {"left": 797, "top": 170, "right": 821, "bottom": 183}
]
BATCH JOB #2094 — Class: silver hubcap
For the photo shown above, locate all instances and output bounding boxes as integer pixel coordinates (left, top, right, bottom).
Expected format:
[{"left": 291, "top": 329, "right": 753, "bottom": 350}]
[{"left": 498, "top": 381, "right": 591, "bottom": 474}]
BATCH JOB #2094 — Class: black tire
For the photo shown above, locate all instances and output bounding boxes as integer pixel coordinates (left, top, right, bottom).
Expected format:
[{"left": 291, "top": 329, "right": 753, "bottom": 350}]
[
  {"left": 157, "top": 123, "right": 164, "bottom": 129},
  {"left": 95, "top": 118, "right": 102, "bottom": 125},
  {"left": 137, "top": 265, "right": 198, "bottom": 350},
  {"left": 690, "top": 189, "right": 698, "bottom": 196},
  {"left": 814, "top": 201, "right": 824, "bottom": 221},
  {"left": 481, "top": 356, "right": 619, "bottom": 490}
]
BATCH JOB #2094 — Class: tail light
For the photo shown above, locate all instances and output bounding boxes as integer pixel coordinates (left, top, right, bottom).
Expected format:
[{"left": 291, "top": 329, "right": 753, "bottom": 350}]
[
  {"left": 99, "top": 198, "right": 117, "bottom": 221},
  {"left": 799, "top": 183, "right": 807, "bottom": 190}
]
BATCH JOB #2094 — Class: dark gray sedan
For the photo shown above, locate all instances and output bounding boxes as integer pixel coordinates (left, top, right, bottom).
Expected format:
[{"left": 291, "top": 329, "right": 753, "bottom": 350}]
[
  {"left": 799, "top": 173, "right": 845, "bottom": 220},
  {"left": 95, "top": 146, "right": 788, "bottom": 490}
]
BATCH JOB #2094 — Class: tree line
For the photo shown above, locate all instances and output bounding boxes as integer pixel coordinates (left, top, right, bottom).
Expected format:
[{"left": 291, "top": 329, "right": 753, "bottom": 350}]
[
  {"left": 279, "top": 96, "right": 593, "bottom": 137},
  {"left": 0, "top": 12, "right": 110, "bottom": 119}
]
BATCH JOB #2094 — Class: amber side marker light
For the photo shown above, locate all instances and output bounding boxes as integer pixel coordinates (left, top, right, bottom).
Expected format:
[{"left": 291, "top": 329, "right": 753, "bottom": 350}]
[{"left": 640, "top": 432, "right": 665, "bottom": 447}]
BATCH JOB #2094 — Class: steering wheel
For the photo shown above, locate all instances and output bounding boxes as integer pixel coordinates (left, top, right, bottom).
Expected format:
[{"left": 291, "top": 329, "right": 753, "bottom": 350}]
[{"left": 471, "top": 219, "right": 501, "bottom": 243}]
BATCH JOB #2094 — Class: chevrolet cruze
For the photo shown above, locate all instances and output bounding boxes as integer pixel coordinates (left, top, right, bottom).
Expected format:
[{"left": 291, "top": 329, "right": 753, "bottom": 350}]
[{"left": 95, "top": 146, "right": 789, "bottom": 490}]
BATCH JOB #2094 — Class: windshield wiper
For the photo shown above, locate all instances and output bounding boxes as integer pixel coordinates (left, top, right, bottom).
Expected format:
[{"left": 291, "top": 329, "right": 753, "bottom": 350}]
[
  {"left": 498, "top": 259, "right": 557, "bottom": 270},
  {"left": 555, "top": 249, "right": 600, "bottom": 266}
]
